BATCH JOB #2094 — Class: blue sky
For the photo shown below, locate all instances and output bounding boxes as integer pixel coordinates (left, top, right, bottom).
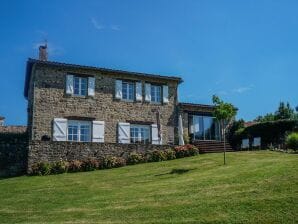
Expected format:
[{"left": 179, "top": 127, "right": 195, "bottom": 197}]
[{"left": 0, "top": 0, "right": 297, "bottom": 125}]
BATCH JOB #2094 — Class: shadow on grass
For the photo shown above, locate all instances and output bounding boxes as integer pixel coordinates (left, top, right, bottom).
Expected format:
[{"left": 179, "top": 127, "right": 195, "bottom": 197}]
[{"left": 155, "top": 168, "right": 197, "bottom": 176}]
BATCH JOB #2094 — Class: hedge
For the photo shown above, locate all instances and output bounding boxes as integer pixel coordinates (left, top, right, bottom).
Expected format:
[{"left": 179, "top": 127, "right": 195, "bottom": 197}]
[{"left": 231, "top": 119, "right": 298, "bottom": 149}]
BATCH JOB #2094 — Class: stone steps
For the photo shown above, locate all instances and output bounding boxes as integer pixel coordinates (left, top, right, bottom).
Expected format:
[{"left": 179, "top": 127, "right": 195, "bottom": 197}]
[{"left": 193, "top": 140, "right": 235, "bottom": 153}]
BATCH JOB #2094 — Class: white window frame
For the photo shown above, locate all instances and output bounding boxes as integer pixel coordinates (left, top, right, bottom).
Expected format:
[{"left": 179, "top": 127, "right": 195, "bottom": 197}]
[
  {"left": 67, "top": 120, "right": 91, "bottom": 142},
  {"left": 73, "top": 76, "right": 88, "bottom": 96},
  {"left": 150, "top": 85, "right": 162, "bottom": 103},
  {"left": 130, "top": 124, "right": 150, "bottom": 144},
  {"left": 122, "top": 81, "right": 135, "bottom": 101}
]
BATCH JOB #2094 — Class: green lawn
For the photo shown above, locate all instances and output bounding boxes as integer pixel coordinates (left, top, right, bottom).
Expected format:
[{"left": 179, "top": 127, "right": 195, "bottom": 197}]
[{"left": 0, "top": 151, "right": 297, "bottom": 224}]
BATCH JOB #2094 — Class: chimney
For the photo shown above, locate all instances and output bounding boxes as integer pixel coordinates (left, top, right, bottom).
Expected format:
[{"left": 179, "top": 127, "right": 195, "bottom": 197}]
[{"left": 39, "top": 44, "right": 48, "bottom": 61}]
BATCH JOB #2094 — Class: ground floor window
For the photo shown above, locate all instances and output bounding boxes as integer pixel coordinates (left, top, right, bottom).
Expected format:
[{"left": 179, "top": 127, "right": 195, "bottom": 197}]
[
  {"left": 189, "top": 115, "right": 221, "bottom": 141},
  {"left": 67, "top": 120, "right": 91, "bottom": 142},
  {"left": 130, "top": 125, "right": 150, "bottom": 144}
]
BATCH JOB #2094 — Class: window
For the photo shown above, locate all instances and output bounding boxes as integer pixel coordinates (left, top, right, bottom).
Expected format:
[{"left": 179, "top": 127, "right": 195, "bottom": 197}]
[
  {"left": 67, "top": 120, "right": 91, "bottom": 142},
  {"left": 189, "top": 115, "right": 221, "bottom": 141},
  {"left": 130, "top": 125, "right": 150, "bottom": 144},
  {"left": 122, "top": 81, "right": 134, "bottom": 101},
  {"left": 74, "top": 77, "right": 88, "bottom": 96},
  {"left": 151, "top": 85, "right": 161, "bottom": 103}
]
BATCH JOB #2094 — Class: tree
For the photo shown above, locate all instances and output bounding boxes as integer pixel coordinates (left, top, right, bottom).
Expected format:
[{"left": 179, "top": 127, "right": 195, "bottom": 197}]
[
  {"left": 212, "top": 95, "right": 237, "bottom": 165},
  {"left": 275, "top": 102, "right": 294, "bottom": 120},
  {"left": 254, "top": 113, "right": 275, "bottom": 122}
]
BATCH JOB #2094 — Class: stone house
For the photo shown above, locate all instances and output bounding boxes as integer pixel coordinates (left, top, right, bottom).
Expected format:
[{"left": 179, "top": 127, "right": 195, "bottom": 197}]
[{"left": 23, "top": 46, "right": 229, "bottom": 168}]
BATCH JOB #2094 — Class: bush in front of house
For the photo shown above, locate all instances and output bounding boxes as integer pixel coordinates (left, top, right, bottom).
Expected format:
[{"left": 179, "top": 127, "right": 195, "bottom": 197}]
[
  {"left": 81, "top": 158, "right": 100, "bottom": 171},
  {"left": 51, "top": 161, "right": 69, "bottom": 174},
  {"left": 29, "top": 145, "right": 200, "bottom": 176},
  {"left": 31, "top": 162, "right": 52, "bottom": 176},
  {"left": 127, "top": 153, "right": 145, "bottom": 165},
  {"left": 164, "top": 149, "right": 176, "bottom": 160},
  {"left": 102, "top": 156, "right": 126, "bottom": 169},
  {"left": 285, "top": 132, "right": 298, "bottom": 150},
  {"left": 174, "top": 144, "right": 199, "bottom": 158},
  {"left": 68, "top": 160, "right": 83, "bottom": 173},
  {"left": 147, "top": 150, "right": 167, "bottom": 162}
]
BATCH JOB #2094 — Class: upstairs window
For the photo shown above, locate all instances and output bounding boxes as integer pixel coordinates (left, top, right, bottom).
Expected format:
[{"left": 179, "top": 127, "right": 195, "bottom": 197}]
[
  {"left": 67, "top": 120, "right": 91, "bottom": 142},
  {"left": 151, "top": 85, "right": 161, "bottom": 103},
  {"left": 74, "top": 77, "right": 88, "bottom": 96},
  {"left": 122, "top": 81, "right": 134, "bottom": 101},
  {"left": 130, "top": 125, "right": 150, "bottom": 144}
]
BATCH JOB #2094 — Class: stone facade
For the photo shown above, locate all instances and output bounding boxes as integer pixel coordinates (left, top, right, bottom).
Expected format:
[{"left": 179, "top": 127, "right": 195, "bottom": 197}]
[
  {"left": 28, "top": 140, "right": 172, "bottom": 172},
  {"left": 26, "top": 61, "right": 180, "bottom": 145}
]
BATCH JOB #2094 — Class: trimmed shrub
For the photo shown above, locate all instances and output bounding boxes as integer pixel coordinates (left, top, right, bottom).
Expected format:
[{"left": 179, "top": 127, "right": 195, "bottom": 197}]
[
  {"left": 51, "top": 161, "right": 69, "bottom": 174},
  {"left": 127, "top": 153, "right": 144, "bottom": 165},
  {"left": 286, "top": 132, "right": 298, "bottom": 150},
  {"left": 231, "top": 119, "right": 298, "bottom": 149},
  {"left": 81, "top": 158, "right": 100, "bottom": 171},
  {"left": 147, "top": 150, "right": 167, "bottom": 162},
  {"left": 164, "top": 149, "right": 176, "bottom": 160},
  {"left": 31, "top": 162, "right": 51, "bottom": 176},
  {"left": 68, "top": 160, "right": 83, "bottom": 173},
  {"left": 102, "top": 156, "right": 126, "bottom": 169},
  {"left": 174, "top": 144, "right": 199, "bottom": 158}
]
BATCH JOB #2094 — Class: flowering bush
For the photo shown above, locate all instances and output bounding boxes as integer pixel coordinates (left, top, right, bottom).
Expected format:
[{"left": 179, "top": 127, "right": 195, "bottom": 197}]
[
  {"left": 68, "top": 160, "right": 83, "bottom": 173},
  {"left": 51, "top": 161, "right": 69, "bottom": 174},
  {"left": 147, "top": 150, "right": 167, "bottom": 162},
  {"left": 30, "top": 162, "right": 51, "bottom": 176},
  {"left": 81, "top": 158, "right": 100, "bottom": 171},
  {"left": 174, "top": 144, "right": 199, "bottom": 158},
  {"left": 127, "top": 153, "right": 144, "bottom": 165},
  {"left": 102, "top": 156, "right": 126, "bottom": 169},
  {"left": 164, "top": 149, "right": 176, "bottom": 160}
]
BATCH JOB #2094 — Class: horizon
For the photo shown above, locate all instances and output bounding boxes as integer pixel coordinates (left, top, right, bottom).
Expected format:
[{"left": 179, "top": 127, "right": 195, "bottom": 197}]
[{"left": 0, "top": 0, "right": 297, "bottom": 125}]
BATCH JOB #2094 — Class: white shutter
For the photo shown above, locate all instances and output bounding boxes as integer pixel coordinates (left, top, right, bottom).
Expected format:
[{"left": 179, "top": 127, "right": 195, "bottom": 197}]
[
  {"left": 163, "top": 85, "right": 169, "bottom": 104},
  {"left": 118, "top": 122, "right": 130, "bottom": 143},
  {"left": 115, "top": 80, "right": 122, "bottom": 99},
  {"left": 53, "top": 118, "right": 67, "bottom": 141},
  {"left": 151, "top": 124, "right": 162, "bottom": 145},
  {"left": 136, "top": 82, "right": 142, "bottom": 101},
  {"left": 66, "top": 75, "right": 74, "bottom": 94},
  {"left": 88, "top": 77, "right": 95, "bottom": 96},
  {"left": 145, "top": 83, "right": 151, "bottom": 102},
  {"left": 92, "top": 121, "right": 104, "bottom": 142}
]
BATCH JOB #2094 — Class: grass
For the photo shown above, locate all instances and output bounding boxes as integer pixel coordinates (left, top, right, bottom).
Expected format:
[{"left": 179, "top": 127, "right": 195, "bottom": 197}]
[{"left": 0, "top": 151, "right": 297, "bottom": 223}]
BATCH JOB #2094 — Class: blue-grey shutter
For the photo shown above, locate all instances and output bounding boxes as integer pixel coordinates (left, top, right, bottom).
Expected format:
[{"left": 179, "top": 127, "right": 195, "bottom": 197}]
[
  {"left": 115, "top": 80, "right": 122, "bottom": 99},
  {"left": 163, "top": 85, "right": 169, "bottom": 104},
  {"left": 66, "top": 75, "right": 74, "bottom": 94},
  {"left": 88, "top": 77, "right": 95, "bottom": 96},
  {"left": 118, "top": 122, "right": 130, "bottom": 143},
  {"left": 53, "top": 118, "right": 67, "bottom": 141},
  {"left": 151, "top": 124, "right": 162, "bottom": 145},
  {"left": 92, "top": 121, "right": 104, "bottom": 142},
  {"left": 136, "top": 82, "right": 142, "bottom": 101},
  {"left": 145, "top": 83, "right": 151, "bottom": 102}
]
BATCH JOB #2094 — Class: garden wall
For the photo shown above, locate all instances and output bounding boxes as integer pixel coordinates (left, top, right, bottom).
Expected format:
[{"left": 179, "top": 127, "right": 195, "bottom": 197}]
[
  {"left": 0, "top": 132, "right": 28, "bottom": 177},
  {"left": 28, "top": 141, "right": 172, "bottom": 173}
]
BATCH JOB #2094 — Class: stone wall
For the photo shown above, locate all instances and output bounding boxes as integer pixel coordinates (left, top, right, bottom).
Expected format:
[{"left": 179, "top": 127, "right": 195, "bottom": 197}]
[
  {"left": 28, "top": 140, "right": 173, "bottom": 173},
  {"left": 0, "top": 126, "right": 27, "bottom": 134},
  {"left": 0, "top": 132, "right": 28, "bottom": 177},
  {"left": 30, "top": 64, "right": 179, "bottom": 144}
]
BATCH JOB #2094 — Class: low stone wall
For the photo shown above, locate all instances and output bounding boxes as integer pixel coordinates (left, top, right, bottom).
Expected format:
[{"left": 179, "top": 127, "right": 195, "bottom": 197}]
[
  {"left": 0, "top": 132, "right": 28, "bottom": 177},
  {"left": 28, "top": 141, "right": 173, "bottom": 173}
]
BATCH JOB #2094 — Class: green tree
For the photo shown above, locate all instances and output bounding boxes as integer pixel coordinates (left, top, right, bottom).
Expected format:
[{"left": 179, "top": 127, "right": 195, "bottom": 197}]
[
  {"left": 254, "top": 113, "right": 275, "bottom": 122},
  {"left": 275, "top": 102, "right": 295, "bottom": 120},
  {"left": 212, "top": 95, "right": 237, "bottom": 165}
]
